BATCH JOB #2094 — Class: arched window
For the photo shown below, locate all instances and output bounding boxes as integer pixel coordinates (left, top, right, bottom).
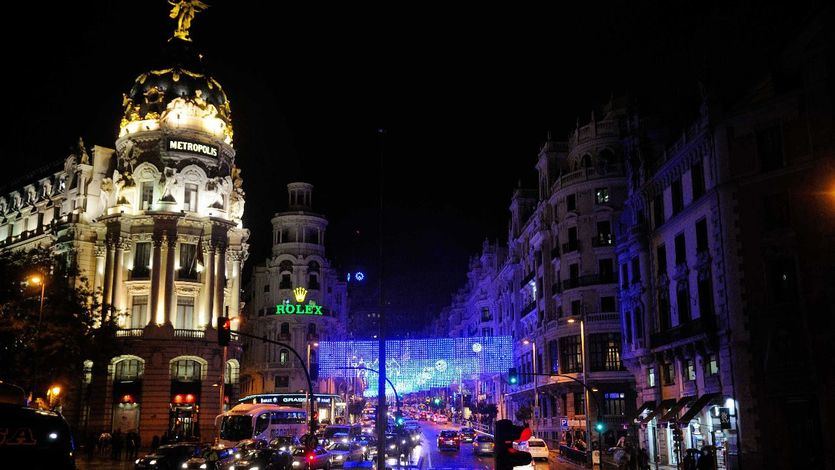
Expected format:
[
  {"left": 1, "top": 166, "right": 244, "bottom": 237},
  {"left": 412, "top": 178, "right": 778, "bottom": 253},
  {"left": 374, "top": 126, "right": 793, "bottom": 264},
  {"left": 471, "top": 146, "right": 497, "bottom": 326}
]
[
  {"left": 308, "top": 261, "right": 320, "bottom": 289},
  {"left": 225, "top": 359, "right": 240, "bottom": 385},
  {"left": 279, "top": 349, "right": 289, "bottom": 365},
  {"left": 170, "top": 359, "right": 202, "bottom": 382},
  {"left": 280, "top": 322, "right": 290, "bottom": 335},
  {"left": 581, "top": 154, "right": 593, "bottom": 168},
  {"left": 279, "top": 260, "right": 294, "bottom": 273},
  {"left": 308, "top": 261, "right": 320, "bottom": 273},
  {"left": 114, "top": 358, "right": 144, "bottom": 382}
]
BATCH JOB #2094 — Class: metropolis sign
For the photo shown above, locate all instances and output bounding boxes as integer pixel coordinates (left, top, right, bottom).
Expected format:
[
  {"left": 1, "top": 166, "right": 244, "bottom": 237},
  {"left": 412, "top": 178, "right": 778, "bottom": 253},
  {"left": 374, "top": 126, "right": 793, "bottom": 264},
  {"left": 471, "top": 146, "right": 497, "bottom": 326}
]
[{"left": 167, "top": 138, "right": 219, "bottom": 157}]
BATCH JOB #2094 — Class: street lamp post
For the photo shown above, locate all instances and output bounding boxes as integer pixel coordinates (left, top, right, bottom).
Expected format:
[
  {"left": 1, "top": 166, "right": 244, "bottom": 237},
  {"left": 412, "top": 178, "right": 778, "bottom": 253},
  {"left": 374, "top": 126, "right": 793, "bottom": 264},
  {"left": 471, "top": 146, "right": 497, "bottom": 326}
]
[
  {"left": 568, "top": 312, "right": 593, "bottom": 462},
  {"left": 523, "top": 339, "right": 538, "bottom": 434},
  {"left": 306, "top": 342, "right": 318, "bottom": 423},
  {"left": 29, "top": 274, "right": 46, "bottom": 323}
]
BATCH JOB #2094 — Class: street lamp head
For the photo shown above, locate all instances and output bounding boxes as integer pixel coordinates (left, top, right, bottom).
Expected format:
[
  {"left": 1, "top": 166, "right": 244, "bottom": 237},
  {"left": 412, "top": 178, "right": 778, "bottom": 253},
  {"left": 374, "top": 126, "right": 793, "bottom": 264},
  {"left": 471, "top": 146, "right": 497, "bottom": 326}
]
[
  {"left": 313, "top": 342, "right": 319, "bottom": 347},
  {"left": 567, "top": 318, "right": 576, "bottom": 324},
  {"left": 50, "top": 386, "right": 61, "bottom": 397},
  {"left": 522, "top": 339, "right": 530, "bottom": 345},
  {"left": 29, "top": 275, "right": 42, "bottom": 285}
]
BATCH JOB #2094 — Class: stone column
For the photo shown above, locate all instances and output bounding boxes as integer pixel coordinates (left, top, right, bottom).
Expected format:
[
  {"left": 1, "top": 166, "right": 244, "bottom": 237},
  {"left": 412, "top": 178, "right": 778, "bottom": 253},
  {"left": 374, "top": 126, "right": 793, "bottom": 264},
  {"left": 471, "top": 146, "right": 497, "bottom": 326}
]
[
  {"left": 101, "top": 241, "right": 116, "bottom": 310},
  {"left": 213, "top": 244, "right": 227, "bottom": 321},
  {"left": 204, "top": 246, "right": 216, "bottom": 327},
  {"left": 111, "top": 239, "right": 126, "bottom": 313},
  {"left": 149, "top": 235, "right": 164, "bottom": 325},
  {"left": 228, "top": 251, "right": 242, "bottom": 318},
  {"left": 94, "top": 246, "right": 106, "bottom": 297},
  {"left": 163, "top": 235, "right": 177, "bottom": 326}
]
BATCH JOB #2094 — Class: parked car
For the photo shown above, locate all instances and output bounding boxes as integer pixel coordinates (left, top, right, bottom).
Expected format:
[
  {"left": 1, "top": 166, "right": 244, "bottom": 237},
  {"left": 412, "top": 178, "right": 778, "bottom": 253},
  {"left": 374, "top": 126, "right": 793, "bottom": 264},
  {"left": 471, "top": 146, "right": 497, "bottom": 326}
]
[
  {"left": 135, "top": 443, "right": 200, "bottom": 469},
  {"left": 270, "top": 436, "right": 302, "bottom": 452},
  {"left": 326, "top": 442, "right": 364, "bottom": 467},
  {"left": 473, "top": 435, "right": 494, "bottom": 455},
  {"left": 459, "top": 427, "right": 476, "bottom": 443},
  {"left": 0, "top": 400, "right": 76, "bottom": 470},
  {"left": 514, "top": 438, "right": 549, "bottom": 461},
  {"left": 291, "top": 446, "right": 331, "bottom": 469},
  {"left": 437, "top": 430, "right": 459, "bottom": 451},
  {"left": 229, "top": 446, "right": 292, "bottom": 470}
]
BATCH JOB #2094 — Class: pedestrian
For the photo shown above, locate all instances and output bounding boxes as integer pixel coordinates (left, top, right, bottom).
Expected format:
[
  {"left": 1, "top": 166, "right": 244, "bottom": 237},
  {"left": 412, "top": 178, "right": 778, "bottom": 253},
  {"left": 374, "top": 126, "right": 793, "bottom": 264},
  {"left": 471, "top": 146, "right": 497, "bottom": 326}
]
[
  {"left": 126, "top": 431, "right": 136, "bottom": 460},
  {"left": 132, "top": 432, "right": 141, "bottom": 459},
  {"left": 151, "top": 434, "right": 160, "bottom": 450},
  {"left": 111, "top": 429, "right": 123, "bottom": 460}
]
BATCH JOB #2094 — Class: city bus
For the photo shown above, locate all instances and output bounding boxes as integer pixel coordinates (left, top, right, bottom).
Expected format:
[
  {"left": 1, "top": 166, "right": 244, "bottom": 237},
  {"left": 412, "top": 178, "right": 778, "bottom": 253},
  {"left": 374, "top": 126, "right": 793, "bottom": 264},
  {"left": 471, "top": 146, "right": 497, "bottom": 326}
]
[{"left": 217, "top": 404, "right": 307, "bottom": 448}]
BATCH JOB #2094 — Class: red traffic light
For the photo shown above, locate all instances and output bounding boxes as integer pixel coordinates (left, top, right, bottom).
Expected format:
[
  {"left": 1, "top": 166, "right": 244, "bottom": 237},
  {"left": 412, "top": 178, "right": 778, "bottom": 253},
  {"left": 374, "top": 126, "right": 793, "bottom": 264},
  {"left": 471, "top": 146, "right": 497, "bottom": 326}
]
[{"left": 218, "top": 316, "right": 231, "bottom": 346}]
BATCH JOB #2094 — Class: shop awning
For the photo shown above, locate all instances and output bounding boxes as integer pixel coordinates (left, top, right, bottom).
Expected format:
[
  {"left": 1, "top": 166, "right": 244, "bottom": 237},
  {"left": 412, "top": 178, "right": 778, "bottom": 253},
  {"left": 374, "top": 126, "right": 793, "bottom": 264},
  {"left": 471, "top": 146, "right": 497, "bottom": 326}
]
[
  {"left": 639, "top": 398, "right": 676, "bottom": 425},
  {"left": 678, "top": 393, "right": 723, "bottom": 424},
  {"left": 628, "top": 400, "right": 656, "bottom": 424},
  {"left": 658, "top": 396, "right": 697, "bottom": 424}
]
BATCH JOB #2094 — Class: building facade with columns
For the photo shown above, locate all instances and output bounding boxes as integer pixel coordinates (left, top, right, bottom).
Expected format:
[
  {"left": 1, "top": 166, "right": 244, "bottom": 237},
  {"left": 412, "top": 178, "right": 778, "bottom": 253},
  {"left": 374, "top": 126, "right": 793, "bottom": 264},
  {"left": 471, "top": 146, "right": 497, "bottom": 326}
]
[
  {"left": 0, "top": 34, "right": 249, "bottom": 443},
  {"left": 241, "top": 182, "right": 349, "bottom": 418}
]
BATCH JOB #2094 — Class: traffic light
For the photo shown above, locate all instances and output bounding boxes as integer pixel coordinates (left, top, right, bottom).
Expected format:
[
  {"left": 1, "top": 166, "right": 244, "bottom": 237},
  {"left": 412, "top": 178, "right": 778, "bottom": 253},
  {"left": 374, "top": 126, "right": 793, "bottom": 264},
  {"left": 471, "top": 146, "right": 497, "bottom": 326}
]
[
  {"left": 508, "top": 367, "right": 519, "bottom": 384},
  {"left": 595, "top": 421, "right": 605, "bottom": 432},
  {"left": 394, "top": 411, "right": 405, "bottom": 428},
  {"left": 218, "top": 316, "right": 231, "bottom": 346},
  {"left": 433, "top": 397, "right": 441, "bottom": 406}
]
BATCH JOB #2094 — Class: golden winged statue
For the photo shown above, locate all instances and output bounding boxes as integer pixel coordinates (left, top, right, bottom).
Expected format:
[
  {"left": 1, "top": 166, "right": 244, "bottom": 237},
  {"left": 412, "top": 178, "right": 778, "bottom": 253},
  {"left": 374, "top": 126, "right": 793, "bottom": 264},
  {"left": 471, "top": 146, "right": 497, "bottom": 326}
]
[{"left": 169, "top": 0, "right": 210, "bottom": 41}]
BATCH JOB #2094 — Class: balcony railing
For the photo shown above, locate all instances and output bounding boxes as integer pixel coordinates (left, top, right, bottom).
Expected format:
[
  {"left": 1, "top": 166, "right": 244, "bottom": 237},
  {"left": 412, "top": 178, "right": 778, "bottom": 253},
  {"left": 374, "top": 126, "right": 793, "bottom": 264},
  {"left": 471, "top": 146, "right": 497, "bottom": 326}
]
[
  {"left": 174, "top": 329, "right": 206, "bottom": 339},
  {"left": 562, "top": 273, "right": 616, "bottom": 290},
  {"left": 116, "top": 328, "right": 144, "bottom": 338},
  {"left": 650, "top": 316, "right": 715, "bottom": 349}
]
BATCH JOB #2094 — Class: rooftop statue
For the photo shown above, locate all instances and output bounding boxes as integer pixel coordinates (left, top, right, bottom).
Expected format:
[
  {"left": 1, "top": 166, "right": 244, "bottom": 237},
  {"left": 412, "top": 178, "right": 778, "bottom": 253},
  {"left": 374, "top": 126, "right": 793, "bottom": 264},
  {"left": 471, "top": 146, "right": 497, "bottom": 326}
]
[{"left": 169, "top": 0, "right": 209, "bottom": 42}]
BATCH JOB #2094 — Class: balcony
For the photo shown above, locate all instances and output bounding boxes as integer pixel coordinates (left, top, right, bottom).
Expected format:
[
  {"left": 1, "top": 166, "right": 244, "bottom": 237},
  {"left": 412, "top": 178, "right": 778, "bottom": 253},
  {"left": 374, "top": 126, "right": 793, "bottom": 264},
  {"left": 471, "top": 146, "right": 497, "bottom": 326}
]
[
  {"left": 562, "top": 240, "right": 580, "bottom": 254},
  {"left": 521, "top": 301, "right": 536, "bottom": 317},
  {"left": 562, "top": 273, "right": 616, "bottom": 290},
  {"left": 650, "top": 316, "right": 715, "bottom": 349},
  {"left": 174, "top": 329, "right": 206, "bottom": 339},
  {"left": 116, "top": 328, "right": 144, "bottom": 338}
]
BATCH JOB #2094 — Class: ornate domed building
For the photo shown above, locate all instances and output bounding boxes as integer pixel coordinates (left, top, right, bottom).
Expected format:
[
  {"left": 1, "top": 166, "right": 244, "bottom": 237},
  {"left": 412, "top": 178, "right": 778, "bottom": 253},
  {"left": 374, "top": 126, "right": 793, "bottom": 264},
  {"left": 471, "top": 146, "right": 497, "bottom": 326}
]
[{"left": 0, "top": 8, "right": 249, "bottom": 442}]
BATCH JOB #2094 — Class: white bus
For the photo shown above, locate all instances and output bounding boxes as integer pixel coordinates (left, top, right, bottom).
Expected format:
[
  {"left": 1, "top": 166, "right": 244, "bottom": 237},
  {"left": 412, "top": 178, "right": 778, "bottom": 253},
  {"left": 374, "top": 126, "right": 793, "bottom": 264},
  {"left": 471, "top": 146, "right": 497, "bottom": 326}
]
[{"left": 217, "top": 403, "right": 307, "bottom": 447}]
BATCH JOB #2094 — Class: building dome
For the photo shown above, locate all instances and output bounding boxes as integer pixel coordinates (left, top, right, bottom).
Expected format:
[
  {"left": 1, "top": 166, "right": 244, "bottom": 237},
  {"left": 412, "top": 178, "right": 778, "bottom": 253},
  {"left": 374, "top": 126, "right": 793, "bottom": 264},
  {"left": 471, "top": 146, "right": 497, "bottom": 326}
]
[{"left": 119, "top": 43, "right": 234, "bottom": 145}]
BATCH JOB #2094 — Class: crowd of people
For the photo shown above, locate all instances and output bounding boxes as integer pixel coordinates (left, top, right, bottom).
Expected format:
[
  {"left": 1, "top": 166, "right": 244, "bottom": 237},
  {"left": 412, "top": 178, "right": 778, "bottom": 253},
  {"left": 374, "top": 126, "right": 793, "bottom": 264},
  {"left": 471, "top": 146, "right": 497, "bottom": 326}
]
[{"left": 83, "top": 429, "right": 141, "bottom": 461}]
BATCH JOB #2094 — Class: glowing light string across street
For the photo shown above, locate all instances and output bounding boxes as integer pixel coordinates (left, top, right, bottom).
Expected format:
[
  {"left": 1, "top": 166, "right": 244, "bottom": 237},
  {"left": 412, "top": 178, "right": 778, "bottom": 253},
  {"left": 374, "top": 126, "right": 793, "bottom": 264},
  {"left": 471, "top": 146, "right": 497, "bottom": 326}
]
[{"left": 318, "top": 336, "right": 513, "bottom": 397}]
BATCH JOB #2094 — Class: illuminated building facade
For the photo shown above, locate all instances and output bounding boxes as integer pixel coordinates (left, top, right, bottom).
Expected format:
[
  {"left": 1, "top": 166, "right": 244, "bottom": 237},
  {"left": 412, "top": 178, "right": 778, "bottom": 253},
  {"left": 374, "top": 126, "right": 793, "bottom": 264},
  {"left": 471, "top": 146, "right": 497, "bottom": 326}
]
[
  {"left": 0, "top": 24, "right": 249, "bottom": 443},
  {"left": 241, "top": 182, "right": 349, "bottom": 412}
]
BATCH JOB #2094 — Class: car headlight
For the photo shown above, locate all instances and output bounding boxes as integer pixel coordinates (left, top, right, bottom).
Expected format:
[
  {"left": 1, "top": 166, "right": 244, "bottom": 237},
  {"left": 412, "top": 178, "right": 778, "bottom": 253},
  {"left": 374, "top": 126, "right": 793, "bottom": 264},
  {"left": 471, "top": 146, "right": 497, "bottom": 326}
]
[
  {"left": 279, "top": 446, "right": 287, "bottom": 451},
  {"left": 229, "top": 466, "right": 235, "bottom": 470},
  {"left": 136, "top": 459, "right": 141, "bottom": 465},
  {"left": 335, "top": 455, "right": 343, "bottom": 460},
  {"left": 250, "top": 467, "right": 259, "bottom": 470},
  {"left": 149, "top": 460, "right": 156, "bottom": 466},
  {"left": 200, "top": 464, "right": 207, "bottom": 469},
  {"left": 361, "top": 446, "right": 367, "bottom": 452},
  {"left": 182, "top": 464, "right": 188, "bottom": 469},
  {"left": 389, "top": 444, "right": 395, "bottom": 449},
  {"left": 235, "top": 453, "right": 241, "bottom": 459},
  {"left": 292, "top": 462, "right": 300, "bottom": 467}
]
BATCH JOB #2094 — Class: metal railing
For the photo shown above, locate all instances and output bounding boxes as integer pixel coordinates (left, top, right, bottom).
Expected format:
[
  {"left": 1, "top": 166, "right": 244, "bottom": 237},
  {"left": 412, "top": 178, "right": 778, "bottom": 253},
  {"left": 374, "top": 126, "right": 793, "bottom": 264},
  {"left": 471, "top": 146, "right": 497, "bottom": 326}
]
[
  {"left": 174, "top": 329, "right": 206, "bottom": 339},
  {"left": 116, "top": 328, "right": 144, "bottom": 338}
]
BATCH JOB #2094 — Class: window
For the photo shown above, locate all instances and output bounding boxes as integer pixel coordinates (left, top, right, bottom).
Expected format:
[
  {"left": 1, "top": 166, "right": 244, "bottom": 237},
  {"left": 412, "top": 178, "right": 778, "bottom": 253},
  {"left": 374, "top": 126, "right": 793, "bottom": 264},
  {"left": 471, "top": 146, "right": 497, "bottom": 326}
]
[
  {"left": 280, "top": 322, "right": 290, "bottom": 336},
  {"left": 624, "top": 310, "right": 633, "bottom": 344},
  {"left": 647, "top": 367, "right": 657, "bottom": 387},
  {"left": 280, "top": 274, "right": 292, "bottom": 289},
  {"left": 175, "top": 297, "right": 195, "bottom": 330},
  {"left": 600, "top": 296, "right": 616, "bottom": 312},
  {"left": 263, "top": 283, "right": 270, "bottom": 292},
  {"left": 559, "top": 335, "right": 582, "bottom": 373},
  {"left": 132, "top": 242, "right": 151, "bottom": 279},
  {"left": 589, "top": 333, "right": 623, "bottom": 371},
  {"left": 658, "top": 289, "right": 671, "bottom": 331},
  {"left": 757, "top": 125, "right": 784, "bottom": 171},
  {"left": 698, "top": 274, "right": 714, "bottom": 318},
  {"left": 570, "top": 299, "right": 582, "bottom": 316},
  {"left": 662, "top": 362, "right": 675, "bottom": 385},
  {"left": 595, "top": 187, "right": 609, "bottom": 204},
  {"left": 275, "top": 375, "right": 289, "bottom": 388},
  {"left": 140, "top": 181, "right": 154, "bottom": 210},
  {"left": 308, "top": 273, "right": 319, "bottom": 290},
  {"left": 656, "top": 244, "right": 667, "bottom": 275},
  {"left": 705, "top": 354, "right": 719, "bottom": 376},
  {"left": 604, "top": 392, "right": 626, "bottom": 416},
  {"left": 685, "top": 359, "right": 696, "bottom": 381},
  {"left": 696, "top": 219, "right": 708, "bottom": 254},
  {"left": 225, "top": 361, "right": 240, "bottom": 384},
  {"left": 184, "top": 183, "right": 198, "bottom": 212},
  {"left": 566, "top": 194, "right": 576, "bottom": 212},
  {"left": 307, "top": 323, "right": 316, "bottom": 336},
  {"left": 178, "top": 243, "right": 198, "bottom": 280},
  {"left": 631, "top": 257, "right": 641, "bottom": 285},
  {"left": 130, "top": 295, "right": 148, "bottom": 328},
  {"left": 599, "top": 258, "right": 614, "bottom": 283},
  {"left": 573, "top": 392, "right": 586, "bottom": 415},
  {"left": 691, "top": 161, "right": 705, "bottom": 199},
  {"left": 566, "top": 227, "right": 578, "bottom": 252},
  {"left": 481, "top": 307, "right": 492, "bottom": 322},
  {"left": 674, "top": 233, "right": 686, "bottom": 266},
  {"left": 676, "top": 282, "right": 691, "bottom": 323},
  {"left": 279, "top": 349, "right": 289, "bottom": 365},
  {"left": 621, "top": 264, "right": 629, "bottom": 289},
  {"left": 548, "top": 340, "right": 559, "bottom": 374},
  {"left": 653, "top": 193, "right": 665, "bottom": 227},
  {"left": 171, "top": 359, "right": 201, "bottom": 382},
  {"left": 671, "top": 179, "right": 683, "bottom": 215},
  {"left": 596, "top": 221, "right": 612, "bottom": 246},
  {"left": 114, "top": 359, "right": 143, "bottom": 382}
]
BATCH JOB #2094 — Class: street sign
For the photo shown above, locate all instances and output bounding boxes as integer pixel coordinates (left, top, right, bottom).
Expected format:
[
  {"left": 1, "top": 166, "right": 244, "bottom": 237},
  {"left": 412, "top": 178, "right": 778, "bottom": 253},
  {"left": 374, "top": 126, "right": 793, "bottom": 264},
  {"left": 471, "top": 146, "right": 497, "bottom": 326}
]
[{"left": 560, "top": 417, "right": 569, "bottom": 429}]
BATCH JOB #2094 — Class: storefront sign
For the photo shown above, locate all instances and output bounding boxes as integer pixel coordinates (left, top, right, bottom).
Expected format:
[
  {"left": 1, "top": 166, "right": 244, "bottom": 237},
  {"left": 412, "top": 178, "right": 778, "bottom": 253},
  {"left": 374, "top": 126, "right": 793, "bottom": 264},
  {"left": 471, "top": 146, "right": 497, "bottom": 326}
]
[
  {"left": 718, "top": 407, "right": 731, "bottom": 429},
  {"left": 239, "top": 393, "right": 340, "bottom": 406},
  {"left": 167, "top": 138, "right": 219, "bottom": 157},
  {"left": 275, "top": 287, "right": 324, "bottom": 315}
]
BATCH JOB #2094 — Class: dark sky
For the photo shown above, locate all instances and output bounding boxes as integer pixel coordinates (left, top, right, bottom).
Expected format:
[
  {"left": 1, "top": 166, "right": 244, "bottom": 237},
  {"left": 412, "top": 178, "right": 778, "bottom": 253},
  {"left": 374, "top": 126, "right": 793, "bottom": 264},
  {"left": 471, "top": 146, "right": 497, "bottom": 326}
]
[{"left": 1, "top": 1, "right": 818, "bottom": 334}]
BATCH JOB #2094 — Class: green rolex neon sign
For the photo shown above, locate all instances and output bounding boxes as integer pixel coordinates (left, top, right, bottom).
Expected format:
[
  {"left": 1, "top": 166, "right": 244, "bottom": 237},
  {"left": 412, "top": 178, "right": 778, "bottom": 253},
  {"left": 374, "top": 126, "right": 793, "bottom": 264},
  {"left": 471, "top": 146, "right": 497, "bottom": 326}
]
[{"left": 275, "top": 287, "right": 324, "bottom": 316}]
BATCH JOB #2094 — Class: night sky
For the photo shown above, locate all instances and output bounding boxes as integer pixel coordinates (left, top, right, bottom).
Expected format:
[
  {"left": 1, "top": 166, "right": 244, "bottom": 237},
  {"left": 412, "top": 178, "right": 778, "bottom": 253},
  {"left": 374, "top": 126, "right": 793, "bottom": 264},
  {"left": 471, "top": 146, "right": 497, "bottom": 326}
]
[{"left": 1, "top": 1, "right": 818, "bottom": 334}]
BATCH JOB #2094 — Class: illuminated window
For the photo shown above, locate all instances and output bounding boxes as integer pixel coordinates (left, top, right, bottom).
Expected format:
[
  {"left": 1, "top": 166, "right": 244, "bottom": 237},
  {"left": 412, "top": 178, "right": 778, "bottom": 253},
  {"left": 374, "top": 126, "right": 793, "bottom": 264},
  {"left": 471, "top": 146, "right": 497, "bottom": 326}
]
[
  {"left": 225, "top": 360, "right": 240, "bottom": 385},
  {"left": 595, "top": 187, "right": 609, "bottom": 204},
  {"left": 175, "top": 297, "right": 195, "bottom": 330},
  {"left": 140, "top": 181, "right": 154, "bottom": 210},
  {"left": 132, "top": 242, "right": 151, "bottom": 279},
  {"left": 686, "top": 359, "right": 696, "bottom": 381},
  {"left": 115, "top": 359, "right": 143, "bottom": 382},
  {"left": 705, "top": 354, "right": 719, "bottom": 376},
  {"left": 130, "top": 295, "right": 148, "bottom": 328},
  {"left": 559, "top": 335, "right": 582, "bottom": 374},
  {"left": 647, "top": 367, "right": 657, "bottom": 387},
  {"left": 589, "top": 333, "right": 623, "bottom": 372},
  {"left": 279, "top": 349, "right": 289, "bottom": 366},
  {"left": 171, "top": 359, "right": 201, "bottom": 382},
  {"left": 178, "top": 243, "right": 198, "bottom": 280},
  {"left": 604, "top": 392, "right": 626, "bottom": 416},
  {"left": 184, "top": 183, "right": 198, "bottom": 212}
]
